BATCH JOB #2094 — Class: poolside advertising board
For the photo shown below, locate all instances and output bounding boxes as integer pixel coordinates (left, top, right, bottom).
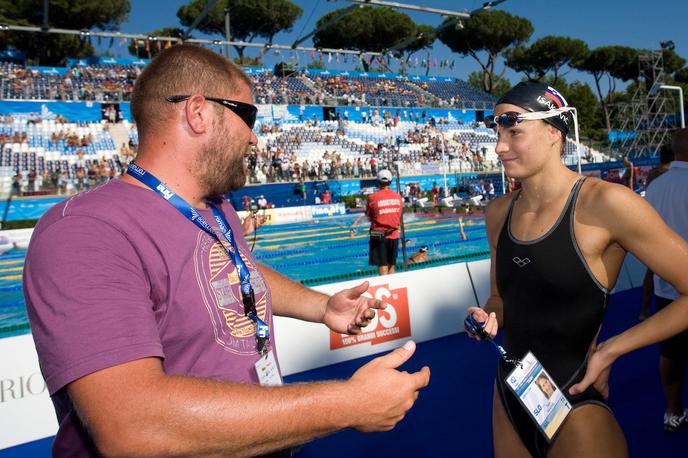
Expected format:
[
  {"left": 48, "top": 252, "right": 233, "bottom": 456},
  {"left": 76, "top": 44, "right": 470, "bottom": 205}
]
[
  {"left": 0, "top": 335, "right": 58, "bottom": 449},
  {"left": 273, "top": 262, "right": 477, "bottom": 375}
]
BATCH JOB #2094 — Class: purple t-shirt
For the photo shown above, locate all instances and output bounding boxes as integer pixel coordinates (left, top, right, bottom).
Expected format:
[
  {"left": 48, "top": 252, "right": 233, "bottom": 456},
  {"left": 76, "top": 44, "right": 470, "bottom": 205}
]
[{"left": 24, "top": 179, "right": 279, "bottom": 456}]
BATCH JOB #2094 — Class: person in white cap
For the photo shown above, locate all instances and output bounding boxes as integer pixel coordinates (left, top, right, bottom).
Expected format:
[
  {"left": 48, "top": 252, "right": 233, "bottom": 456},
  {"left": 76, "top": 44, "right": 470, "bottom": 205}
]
[{"left": 365, "top": 169, "right": 403, "bottom": 275}]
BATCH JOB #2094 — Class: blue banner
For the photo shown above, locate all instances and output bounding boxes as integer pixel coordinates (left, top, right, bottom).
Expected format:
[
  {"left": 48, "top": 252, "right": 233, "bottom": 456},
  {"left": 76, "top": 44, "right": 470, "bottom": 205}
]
[
  {"left": 257, "top": 105, "right": 481, "bottom": 124},
  {"left": 242, "top": 66, "right": 272, "bottom": 75},
  {"left": 0, "top": 197, "right": 66, "bottom": 221},
  {"left": 27, "top": 66, "right": 71, "bottom": 76},
  {"left": 303, "top": 68, "right": 459, "bottom": 83},
  {"left": 67, "top": 56, "right": 149, "bottom": 67},
  {"left": 0, "top": 48, "right": 26, "bottom": 62},
  {"left": 0, "top": 100, "right": 102, "bottom": 122},
  {"left": 119, "top": 103, "right": 132, "bottom": 122}
]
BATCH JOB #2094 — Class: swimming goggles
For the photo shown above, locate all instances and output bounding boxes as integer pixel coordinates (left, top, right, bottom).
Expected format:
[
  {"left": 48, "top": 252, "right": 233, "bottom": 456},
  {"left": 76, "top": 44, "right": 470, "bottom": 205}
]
[{"left": 484, "top": 107, "right": 574, "bottom": 129}]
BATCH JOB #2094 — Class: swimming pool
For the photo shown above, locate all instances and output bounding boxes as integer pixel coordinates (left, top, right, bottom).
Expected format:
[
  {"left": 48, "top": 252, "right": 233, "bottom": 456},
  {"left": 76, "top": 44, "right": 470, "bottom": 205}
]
[{"left": 0, "top": 211, "right": 488, "bottom": 339}]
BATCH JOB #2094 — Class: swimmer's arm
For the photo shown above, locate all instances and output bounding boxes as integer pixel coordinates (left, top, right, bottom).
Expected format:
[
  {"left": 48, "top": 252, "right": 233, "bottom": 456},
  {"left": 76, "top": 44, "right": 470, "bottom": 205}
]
[
  {"left": 570, "top": 184, "right": 688, "bottom": 395},
  {"left": 599, "top": 185, "right": 688, "bottom": 353},
  {"left": 258, "top": 263, "right": 385, "bottom": 334}
]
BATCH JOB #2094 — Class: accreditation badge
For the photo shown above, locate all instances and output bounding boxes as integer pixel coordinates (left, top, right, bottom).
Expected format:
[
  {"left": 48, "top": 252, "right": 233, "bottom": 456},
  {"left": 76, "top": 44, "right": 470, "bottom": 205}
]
[
  {"left": 505, "top": 352, "right": 572, "bottom": 442},
  {"left": 254, "top": 350, "right": 283, "bottom": 386}
]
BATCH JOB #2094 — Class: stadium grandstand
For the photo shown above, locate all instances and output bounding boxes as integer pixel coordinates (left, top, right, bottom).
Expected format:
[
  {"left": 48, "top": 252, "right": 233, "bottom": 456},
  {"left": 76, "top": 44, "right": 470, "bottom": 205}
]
[{"left": 0, "top": 61, "right": 606, "bottom": 199}]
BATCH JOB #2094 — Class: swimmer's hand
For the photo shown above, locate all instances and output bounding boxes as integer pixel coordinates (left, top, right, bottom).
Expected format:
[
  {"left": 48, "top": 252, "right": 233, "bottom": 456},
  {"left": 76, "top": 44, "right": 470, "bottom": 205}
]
[
  {"left": 464, "top": 307, "right": 498, "bottom": 340},
  {"left": 323, "top": 281, "right": 388, "bottom": 335},
  {"left": 568, "top": 340, "right": 616, "bottom": 399}
]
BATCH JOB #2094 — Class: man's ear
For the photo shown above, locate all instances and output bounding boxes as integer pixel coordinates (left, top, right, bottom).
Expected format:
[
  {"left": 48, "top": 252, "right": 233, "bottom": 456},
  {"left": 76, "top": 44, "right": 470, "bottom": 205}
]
[{"left": 184, "top": 94, "right": 212, "bottom": 135}]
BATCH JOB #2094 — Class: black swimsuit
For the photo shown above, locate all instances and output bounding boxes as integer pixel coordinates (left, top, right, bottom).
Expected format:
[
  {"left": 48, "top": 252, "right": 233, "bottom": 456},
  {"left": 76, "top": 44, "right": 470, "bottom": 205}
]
[{"left": 495, "top": 178, "right": 610, "bottom": 457}]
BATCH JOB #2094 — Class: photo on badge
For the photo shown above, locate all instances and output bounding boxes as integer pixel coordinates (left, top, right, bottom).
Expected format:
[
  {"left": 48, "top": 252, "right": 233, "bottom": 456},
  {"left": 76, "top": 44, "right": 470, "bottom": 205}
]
[{"left": 505, "top": 352, "right": 572, "bottom": 442}]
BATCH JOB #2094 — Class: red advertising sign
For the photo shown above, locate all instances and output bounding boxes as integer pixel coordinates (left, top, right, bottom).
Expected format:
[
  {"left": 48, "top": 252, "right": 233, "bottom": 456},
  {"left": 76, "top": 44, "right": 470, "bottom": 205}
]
[{"left": 330, "top": 283, "right": 411, "bottom": 350}]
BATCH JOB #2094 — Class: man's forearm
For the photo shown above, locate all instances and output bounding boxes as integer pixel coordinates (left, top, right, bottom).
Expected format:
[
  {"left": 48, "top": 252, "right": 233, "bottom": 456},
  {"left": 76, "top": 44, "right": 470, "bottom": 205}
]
[
  {"left": 259, "top": 262, "right": 329, "bottom": 322},
  {"left": 84, "top": 373, "right": 354, "bottom": 457}
]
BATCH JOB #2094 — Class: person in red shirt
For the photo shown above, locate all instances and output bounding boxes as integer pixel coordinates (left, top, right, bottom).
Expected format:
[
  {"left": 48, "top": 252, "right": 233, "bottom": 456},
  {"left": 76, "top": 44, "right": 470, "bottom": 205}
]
[
  {"left": 366, "top": 169, "right": 403, "bottom": 275},
  {"left": 431, "top": 182, "right": 440, "bottom": 206},
  {"left": 322, "top": 189, "right": 332, "bottom": 204}
]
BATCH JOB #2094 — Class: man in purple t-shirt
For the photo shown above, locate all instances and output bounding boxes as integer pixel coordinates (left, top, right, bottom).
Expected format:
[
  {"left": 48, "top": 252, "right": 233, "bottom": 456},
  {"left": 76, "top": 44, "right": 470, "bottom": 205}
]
[{"left": 24, "top": 44, "right": 430, "bottom": 457}]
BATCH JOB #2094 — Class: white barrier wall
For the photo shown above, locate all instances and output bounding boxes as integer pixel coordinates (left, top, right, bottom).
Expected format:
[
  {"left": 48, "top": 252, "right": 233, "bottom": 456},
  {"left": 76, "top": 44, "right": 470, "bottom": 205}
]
[
  {"left": 0, "top": 255, "right": 648, "bottom": 450},
  {"left": 0, "top": 335, "right": 58, "bottom": 449},
  {"left": 275, "top": 263, "right": 476, "bottom": 375}
]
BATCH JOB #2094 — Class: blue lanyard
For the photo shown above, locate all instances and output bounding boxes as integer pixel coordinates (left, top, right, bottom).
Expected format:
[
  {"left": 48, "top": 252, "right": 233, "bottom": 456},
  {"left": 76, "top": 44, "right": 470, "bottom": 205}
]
[{"left": 126, "top": 163, "right": 270, "bottom": 352}]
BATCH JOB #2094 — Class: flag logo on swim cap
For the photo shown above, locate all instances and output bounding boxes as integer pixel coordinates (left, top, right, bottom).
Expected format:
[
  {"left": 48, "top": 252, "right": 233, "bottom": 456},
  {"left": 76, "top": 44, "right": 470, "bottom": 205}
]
[{"left": 545, "top": 86, "right": 567, "bottom": 108}]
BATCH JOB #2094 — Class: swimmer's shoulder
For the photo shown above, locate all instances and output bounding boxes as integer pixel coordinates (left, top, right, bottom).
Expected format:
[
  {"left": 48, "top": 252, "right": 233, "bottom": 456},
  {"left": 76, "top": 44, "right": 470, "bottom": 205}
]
[
  {"left": 485, "top": 190, "right": 519, "bottom": 242},
  {"left": 577, "top": 176, "right": 649, "bottom": 229}
]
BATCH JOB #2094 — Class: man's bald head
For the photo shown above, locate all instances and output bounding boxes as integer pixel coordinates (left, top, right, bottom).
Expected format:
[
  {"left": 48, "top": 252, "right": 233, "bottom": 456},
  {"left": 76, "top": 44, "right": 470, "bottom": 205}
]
[
  {"left": 671, "top": 128, "right": 688, "bottom": 161},
  {"left": 131, "top": 44, "right": 252, "bottom": 140}
]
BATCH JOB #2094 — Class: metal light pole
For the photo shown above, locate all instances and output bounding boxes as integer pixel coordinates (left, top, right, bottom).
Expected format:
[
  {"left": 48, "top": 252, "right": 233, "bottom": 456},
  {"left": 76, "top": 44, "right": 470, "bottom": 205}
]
[
  {"left": 224, "top": 8, "right": 231, "bottom": 60},
  {"left": 435, "top": 128, "right": 449, "bottom": 198},
  {"left": 659, "top": 85, "right": 685, "bottom": 128},
  {"left": 392, "top": 162, "right": 408, "bottom": 270}
]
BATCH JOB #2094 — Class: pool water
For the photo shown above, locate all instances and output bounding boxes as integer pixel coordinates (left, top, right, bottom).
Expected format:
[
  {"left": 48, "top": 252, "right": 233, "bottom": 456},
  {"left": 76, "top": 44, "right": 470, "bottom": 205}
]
[{"left": 0, "top": 212, "right": 488, "bottom": 339}]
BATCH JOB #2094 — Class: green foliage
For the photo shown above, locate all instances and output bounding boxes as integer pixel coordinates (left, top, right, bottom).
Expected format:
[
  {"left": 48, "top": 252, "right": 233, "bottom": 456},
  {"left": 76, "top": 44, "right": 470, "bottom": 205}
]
[
  {"left": 0, "top": 0, "right": 130, "bottom": 65},
  {"left": 314, "top": 6, "right": 417, "bottom": 53},
  {"left": 437, "top": 10, "right": 533, "bottom": 93},
  {"left": 177, "top": 0, "right": 302, "bottom": 60},
  {"left": 675, "top": 67, "right": 688, "bottom": 84},
  {"left": 127, "top": 28, "right": 183, "bottom": 58},
  {"left": 339, "top": 195, "right": 358, "bottom": 209},
  {"left": 576, "top": 46, "right": 638, "bottom": 82},
  {"left": 505, "top": 36, "right": 589, "bottom": 85},
  {"left": 306, "top": 60, "right": 326, "bottom": 70},
  {"left": 468, "top": 71, "right": 511, "bottom": 98},
  {"left": 402, "top": 24, "right": 436, "bottom": 55},
  {"left": 573, "top": 45, "right": 641, "bottom": 130},
  {"left": 661, "top": 49, "right": 687, "bottom": 74}
]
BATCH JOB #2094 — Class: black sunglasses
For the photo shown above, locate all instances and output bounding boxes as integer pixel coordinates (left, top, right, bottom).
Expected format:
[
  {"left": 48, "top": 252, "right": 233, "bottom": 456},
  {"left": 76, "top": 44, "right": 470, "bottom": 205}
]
[
  {"left": 166, "top": 95, "right": 257, "bottom": 130},
  {"left": 484, "top": 112, "right": 523, "bottom": 129}
]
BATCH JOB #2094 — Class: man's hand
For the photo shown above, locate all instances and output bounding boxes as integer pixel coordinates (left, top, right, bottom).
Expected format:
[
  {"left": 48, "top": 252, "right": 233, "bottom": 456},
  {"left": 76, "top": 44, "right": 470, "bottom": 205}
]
[
  {"left": 323, "top": 281, "right": 386, "bottom": 334},
  {"left": 347, "top": 340, "right": 430, "bottom": 432}
]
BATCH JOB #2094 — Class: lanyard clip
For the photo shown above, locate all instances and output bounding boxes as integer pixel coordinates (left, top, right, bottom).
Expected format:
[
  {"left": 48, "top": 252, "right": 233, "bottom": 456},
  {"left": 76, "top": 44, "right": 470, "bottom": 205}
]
[{"left": 242, "top": 286, "right": 257, "bottom": 317}]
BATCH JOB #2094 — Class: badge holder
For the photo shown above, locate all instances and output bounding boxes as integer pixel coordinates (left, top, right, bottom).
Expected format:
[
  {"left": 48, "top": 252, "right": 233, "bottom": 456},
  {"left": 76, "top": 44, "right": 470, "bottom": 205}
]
[{"left": 465, "top": 314, "right": 572, "bottom": 442}]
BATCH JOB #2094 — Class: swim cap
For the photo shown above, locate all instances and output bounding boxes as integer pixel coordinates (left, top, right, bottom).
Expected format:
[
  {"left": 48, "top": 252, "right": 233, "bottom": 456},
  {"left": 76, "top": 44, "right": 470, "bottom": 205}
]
[
  {"left": 419, "top": 245, "right": 429, "bottom": 252},
  {"left": 496, "top": 80, "right": 571, "bottom": 135}
]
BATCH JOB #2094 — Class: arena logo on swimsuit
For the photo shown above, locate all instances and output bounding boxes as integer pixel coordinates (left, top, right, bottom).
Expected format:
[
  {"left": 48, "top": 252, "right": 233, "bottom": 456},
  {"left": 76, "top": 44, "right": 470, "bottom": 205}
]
[{"left": 330, "top": 283, "right": 411, "bottom": 350}]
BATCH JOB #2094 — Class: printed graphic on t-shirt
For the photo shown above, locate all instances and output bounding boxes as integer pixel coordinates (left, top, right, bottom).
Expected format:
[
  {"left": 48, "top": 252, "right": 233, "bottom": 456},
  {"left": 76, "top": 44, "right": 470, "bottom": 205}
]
[{"left": 194, "top": 232, "right": 269, "bottom": 355}]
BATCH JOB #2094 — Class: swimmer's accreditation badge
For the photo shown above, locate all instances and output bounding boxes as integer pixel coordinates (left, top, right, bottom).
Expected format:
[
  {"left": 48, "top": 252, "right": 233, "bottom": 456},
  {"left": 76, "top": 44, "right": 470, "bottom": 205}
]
[{"left": 505, "top": 352, "right": 572, "bottom": 442}]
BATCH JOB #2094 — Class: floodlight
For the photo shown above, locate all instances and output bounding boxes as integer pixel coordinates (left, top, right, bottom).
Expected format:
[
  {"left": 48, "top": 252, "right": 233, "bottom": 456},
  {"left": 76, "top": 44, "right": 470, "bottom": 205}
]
[{"left": 660, "top": 40, "right": 675, "bottom": 50}]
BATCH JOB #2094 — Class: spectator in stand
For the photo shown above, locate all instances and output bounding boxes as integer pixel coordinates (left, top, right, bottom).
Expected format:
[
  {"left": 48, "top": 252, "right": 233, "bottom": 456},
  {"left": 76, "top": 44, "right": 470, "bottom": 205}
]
[
  {"left": 365, "top": 169, "right": 403, "bottom": 276},
  {"left": 11, "top": 172, "right": 22, "bottom": 197}
]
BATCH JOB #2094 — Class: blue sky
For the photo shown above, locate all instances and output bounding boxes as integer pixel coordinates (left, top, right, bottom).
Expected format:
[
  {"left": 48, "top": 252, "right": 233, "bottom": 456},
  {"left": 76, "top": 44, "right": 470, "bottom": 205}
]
[{"left": 103, "top": 0, "right": 688, "bottom": 88}]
